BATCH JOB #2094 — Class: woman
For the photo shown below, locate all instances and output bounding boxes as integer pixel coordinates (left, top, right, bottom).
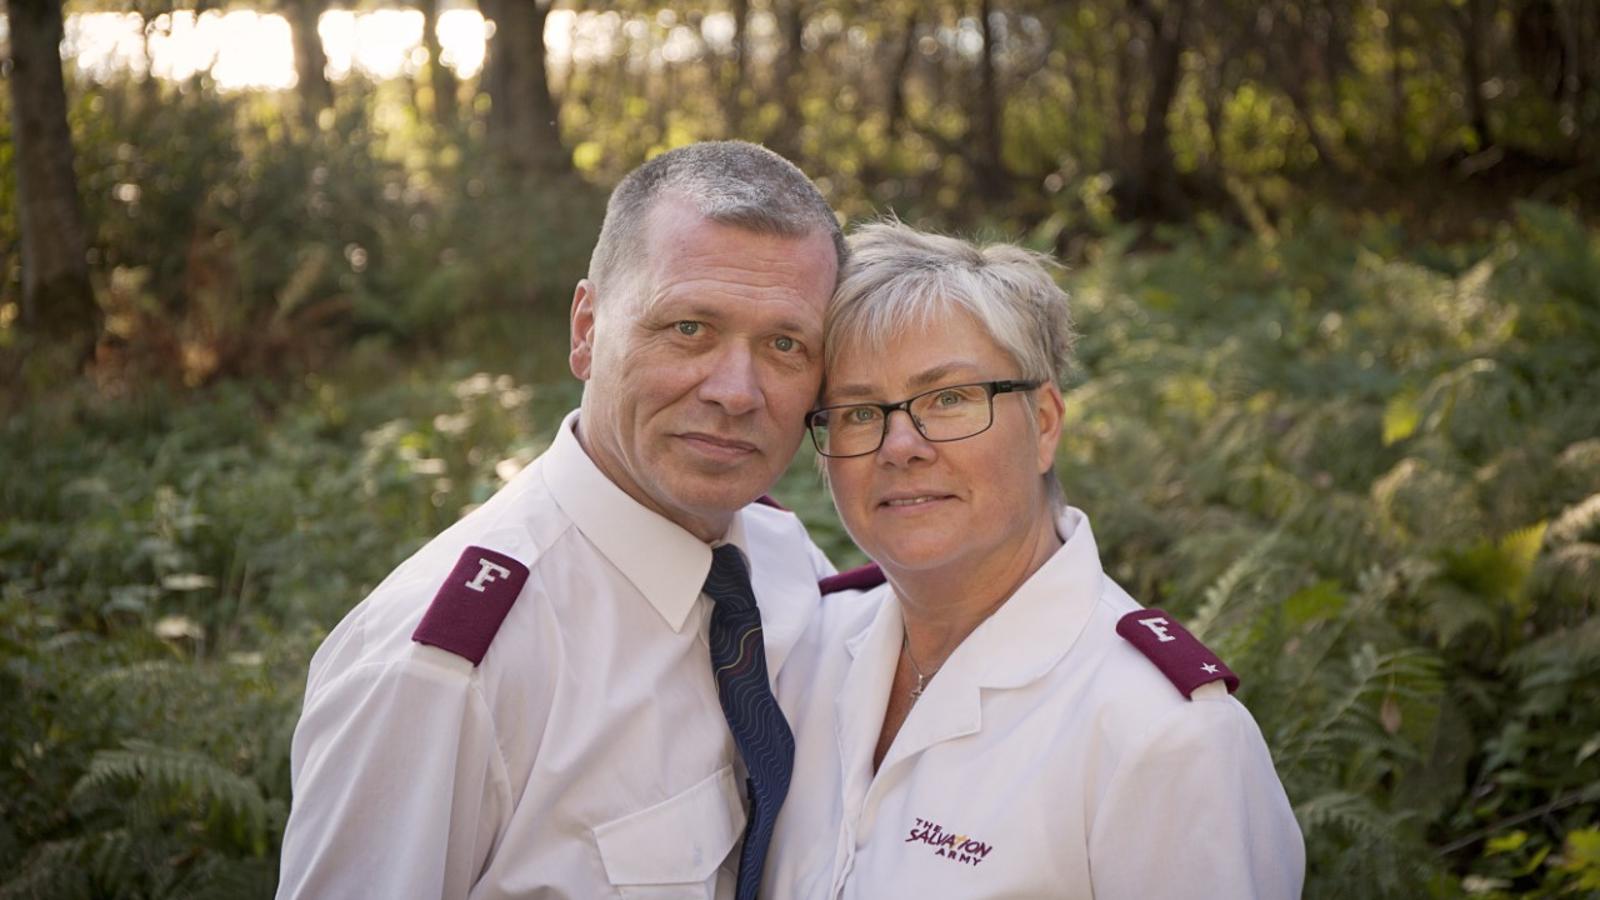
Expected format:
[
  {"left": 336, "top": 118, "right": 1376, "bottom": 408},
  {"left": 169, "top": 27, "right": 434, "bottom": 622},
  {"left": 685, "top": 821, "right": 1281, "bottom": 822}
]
[{"left": 768, "top": 221, "right": 1304, "bottom": 898}]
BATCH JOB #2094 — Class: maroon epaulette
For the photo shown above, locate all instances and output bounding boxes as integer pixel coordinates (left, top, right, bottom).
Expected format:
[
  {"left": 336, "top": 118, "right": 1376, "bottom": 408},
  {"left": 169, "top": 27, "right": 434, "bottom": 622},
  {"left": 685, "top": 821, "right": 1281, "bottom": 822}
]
[
  {"left": 411, "top": 546, "right": 530, "bottom": 665},
  {"left": 819, "top": 563, "right": 885, "bottom": 594},
  {"left": 1115, "top": 608, "right": 1240, "bottom": 699},
  {"left": 754, "top": 494, "right": 788, "bottom": 511}
]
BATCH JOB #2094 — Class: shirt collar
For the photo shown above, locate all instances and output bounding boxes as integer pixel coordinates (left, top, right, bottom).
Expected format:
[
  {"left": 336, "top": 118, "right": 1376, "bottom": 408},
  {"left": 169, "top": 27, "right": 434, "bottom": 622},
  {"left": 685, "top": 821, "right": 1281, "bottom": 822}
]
[
  {"left": 542, "top": 411, "right": 716, "bottom": 633},
  {"left": 863, "top": 506, "right": 1104, "bottom": 688}
]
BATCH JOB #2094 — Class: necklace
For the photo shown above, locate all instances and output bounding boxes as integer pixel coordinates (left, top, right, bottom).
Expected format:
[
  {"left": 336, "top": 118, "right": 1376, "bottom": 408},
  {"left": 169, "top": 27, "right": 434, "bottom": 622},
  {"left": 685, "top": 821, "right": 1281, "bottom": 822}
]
[{"left": 901, "top": 625, "right": 940, "bottom": 702}]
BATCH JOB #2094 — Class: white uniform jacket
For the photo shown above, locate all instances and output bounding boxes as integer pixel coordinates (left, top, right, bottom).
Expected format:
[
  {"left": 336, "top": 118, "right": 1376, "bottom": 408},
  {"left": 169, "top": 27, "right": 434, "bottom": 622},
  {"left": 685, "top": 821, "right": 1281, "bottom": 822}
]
[
  {"left": 767, "top": 507, "right": 1305, "bottom": 899},
  {"left": 278, "top": 411, "right": 831, "bottom": 900}
]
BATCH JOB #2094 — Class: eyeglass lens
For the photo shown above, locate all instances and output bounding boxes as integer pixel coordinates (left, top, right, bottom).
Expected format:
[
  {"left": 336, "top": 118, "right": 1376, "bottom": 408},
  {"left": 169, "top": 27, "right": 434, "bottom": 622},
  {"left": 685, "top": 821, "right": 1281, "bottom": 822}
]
[{"left": 814, "top": 384, "right": 996, "bottom": 457}]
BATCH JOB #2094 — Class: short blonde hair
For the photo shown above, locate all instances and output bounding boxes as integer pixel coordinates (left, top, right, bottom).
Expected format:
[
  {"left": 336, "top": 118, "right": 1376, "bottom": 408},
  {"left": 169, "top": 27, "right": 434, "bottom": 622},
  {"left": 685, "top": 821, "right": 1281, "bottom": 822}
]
[{"left": 825, "top": 219, "right": 1075, "bottom": 386}]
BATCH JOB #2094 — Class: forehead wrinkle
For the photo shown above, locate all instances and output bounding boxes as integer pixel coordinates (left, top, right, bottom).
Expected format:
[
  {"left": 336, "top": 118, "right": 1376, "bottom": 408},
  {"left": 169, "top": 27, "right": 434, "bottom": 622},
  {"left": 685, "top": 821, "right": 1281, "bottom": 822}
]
[
  {"left": 906, "top": 360, "right": 985, "bottom": 390},
  {"left": 823, "top": 358, "right": 987, "bottom": 404},
  {"left": 644, "top": 288, "right": 824, "bottom": 340}
]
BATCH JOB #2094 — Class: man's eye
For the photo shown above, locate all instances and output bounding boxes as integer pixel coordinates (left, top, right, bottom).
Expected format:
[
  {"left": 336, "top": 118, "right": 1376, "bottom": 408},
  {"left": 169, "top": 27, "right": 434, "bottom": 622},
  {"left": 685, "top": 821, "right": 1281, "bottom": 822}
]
[
  {"left": 843, "top": 406, "right": 880, "bottom": 425},
  {"left": 774, "top": 335, "right": 797, "bottom": 353},
  {"left": 675, "top": 321, "right": 701, "bottom": 336}
]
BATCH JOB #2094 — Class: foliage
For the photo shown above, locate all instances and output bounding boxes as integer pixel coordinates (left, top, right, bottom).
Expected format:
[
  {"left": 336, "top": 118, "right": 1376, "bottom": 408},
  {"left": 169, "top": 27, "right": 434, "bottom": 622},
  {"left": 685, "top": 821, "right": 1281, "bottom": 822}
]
[
  {"left": 1, "top": 360, "right": 579, "bottom": 895},
  {"left": 2, "top": 69, "right": 601, "bottom": 391},
  {"left": 1053, "top": 205, "right": 1600, "bottom": 897},
  {"left": 5, "top": 205, "right": 1597, "bottom": 896}
]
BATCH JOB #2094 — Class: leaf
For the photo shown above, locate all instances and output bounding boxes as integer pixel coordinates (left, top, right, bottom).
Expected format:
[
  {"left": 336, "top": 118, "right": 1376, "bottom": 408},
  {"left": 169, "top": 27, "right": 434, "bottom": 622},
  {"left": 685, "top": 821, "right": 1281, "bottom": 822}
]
[
  {"left": 1485, "top": 830, "right": 1528, "bottom": 855},
  {"left": 1380, "top": 694, "right": 1403, "bottom": 735},
  {"left": 1382, "top": 388, "right": 1420, "bottom": 445},
  {"left": 161, "top": 573, "right": 216, "bottom": 591},
  {"left": 1285, "top": 580, "right": 1347, "bottom": 627}
]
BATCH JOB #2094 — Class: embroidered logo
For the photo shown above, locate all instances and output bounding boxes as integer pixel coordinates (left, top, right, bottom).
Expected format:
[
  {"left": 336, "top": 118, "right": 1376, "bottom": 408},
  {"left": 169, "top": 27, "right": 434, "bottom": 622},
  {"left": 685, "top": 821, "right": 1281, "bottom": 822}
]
[{"left": 904, "top": 817, "right": 994, "bottom": 867}]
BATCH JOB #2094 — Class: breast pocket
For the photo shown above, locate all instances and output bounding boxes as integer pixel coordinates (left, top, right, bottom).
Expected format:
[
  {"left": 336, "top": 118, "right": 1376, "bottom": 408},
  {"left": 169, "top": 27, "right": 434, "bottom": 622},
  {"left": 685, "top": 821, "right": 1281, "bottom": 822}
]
[{"left": 594, "top": 766, "right": 746, "bottom": 899}]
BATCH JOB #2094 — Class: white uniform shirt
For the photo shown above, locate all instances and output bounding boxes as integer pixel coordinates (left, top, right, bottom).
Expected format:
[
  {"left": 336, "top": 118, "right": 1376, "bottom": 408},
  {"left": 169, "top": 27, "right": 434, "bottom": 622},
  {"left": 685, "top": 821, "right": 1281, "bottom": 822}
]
[
  {"left": 278, "top": 411, "right": 831, "bottom": 899},
  {"left": 767, "top": 507, "right": 1305, "bottom": 899}
]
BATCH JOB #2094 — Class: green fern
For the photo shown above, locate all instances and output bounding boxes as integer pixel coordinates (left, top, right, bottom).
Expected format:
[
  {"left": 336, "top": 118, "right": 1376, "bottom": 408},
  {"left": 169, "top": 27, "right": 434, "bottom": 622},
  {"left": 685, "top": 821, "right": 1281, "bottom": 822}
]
[{"left": 71, "top": 740, "right": 280, "bottom": 852}]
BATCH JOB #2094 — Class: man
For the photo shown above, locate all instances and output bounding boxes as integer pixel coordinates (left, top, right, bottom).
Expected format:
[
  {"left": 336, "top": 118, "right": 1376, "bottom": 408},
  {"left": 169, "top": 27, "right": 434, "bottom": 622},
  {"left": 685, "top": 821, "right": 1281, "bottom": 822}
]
[{"left": 277, "top": 141, "right": 843, "bottom": 899}]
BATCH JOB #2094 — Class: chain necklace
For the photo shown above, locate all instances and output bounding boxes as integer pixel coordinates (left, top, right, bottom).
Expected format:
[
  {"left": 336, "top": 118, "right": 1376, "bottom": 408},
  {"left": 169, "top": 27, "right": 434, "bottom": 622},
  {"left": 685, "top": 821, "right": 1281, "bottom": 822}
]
[{"left": 901, "top": 624, "right": 941, "bottom": 702}]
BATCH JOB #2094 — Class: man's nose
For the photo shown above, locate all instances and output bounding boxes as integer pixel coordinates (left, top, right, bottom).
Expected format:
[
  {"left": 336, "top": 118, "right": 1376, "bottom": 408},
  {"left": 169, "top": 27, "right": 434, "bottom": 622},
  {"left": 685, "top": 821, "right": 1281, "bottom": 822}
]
[{"left": 697, "top": 343, "right": 763, "bottom": 416}]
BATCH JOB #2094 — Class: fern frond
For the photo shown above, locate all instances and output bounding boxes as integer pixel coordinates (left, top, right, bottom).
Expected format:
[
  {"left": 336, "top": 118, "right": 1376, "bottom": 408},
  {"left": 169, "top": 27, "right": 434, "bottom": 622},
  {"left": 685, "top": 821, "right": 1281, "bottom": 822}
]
[
  {"left": 1504, "top": 617, "right": 1600, "bottom": 679},
  {"left": 1527, "top": 543, "right": 1600, "bottom": 614},
  {"left": 1547, "top": 493, "right": 1600, "bottom": 547},
  {"left": 1276, "top": 645, "right": 1443, "bottom": 774},
  {"left": 83, "top": 659, "right": 186, "bottom": 695},
  {"left": 1296, "top": 789, "right": 1408, "bottom": 842},
  {"left": 1189, "top": 531, "right": 1287, "bottom": 641},
  {"left": 0, "top": 837, "right": 94, "bottom": 900},
  {"left": 71, "top": 740, "right": 275, "bottom": 843}
]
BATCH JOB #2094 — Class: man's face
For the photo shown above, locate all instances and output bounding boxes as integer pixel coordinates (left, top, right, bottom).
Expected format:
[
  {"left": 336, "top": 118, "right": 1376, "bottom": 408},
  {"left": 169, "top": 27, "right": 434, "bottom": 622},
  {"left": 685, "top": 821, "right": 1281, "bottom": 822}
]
[{"left": 570, "top": 196, "right": 838, "bottom": 541}]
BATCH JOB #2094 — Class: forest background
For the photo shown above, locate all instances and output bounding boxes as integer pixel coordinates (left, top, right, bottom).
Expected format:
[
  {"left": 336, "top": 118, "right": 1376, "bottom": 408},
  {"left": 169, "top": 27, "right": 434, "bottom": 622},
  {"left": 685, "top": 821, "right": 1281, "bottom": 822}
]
[{"left": 3, "top": 0, "right": 1599, "bottom": 896}]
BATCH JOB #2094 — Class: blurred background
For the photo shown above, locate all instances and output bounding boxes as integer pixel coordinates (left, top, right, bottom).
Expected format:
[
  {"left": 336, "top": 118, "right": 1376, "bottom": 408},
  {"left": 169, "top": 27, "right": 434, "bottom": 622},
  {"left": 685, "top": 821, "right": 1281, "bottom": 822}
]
[{"left": 2, "top": 1, "right": 1598, "bottom": 896}]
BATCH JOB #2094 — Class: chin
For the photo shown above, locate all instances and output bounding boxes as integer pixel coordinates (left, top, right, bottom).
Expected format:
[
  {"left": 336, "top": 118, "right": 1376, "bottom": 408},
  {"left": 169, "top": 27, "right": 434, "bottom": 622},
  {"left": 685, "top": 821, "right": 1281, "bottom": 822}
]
[
  {"left": 670, "top": 476, "right": 771, "bottom": 518},
  {"left": 857, "top": 532, "right": 964, "bottom": 576}
]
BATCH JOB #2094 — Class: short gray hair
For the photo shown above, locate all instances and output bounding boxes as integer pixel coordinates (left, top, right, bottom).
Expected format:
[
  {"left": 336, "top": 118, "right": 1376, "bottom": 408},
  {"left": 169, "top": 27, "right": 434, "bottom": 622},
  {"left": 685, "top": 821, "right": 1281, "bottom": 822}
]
[
  {"left": 587, "top": 141, "right": 845, "bottom": 295},
  {"left": 826, "top": 220, "right": 1076, "bottom": 386}
]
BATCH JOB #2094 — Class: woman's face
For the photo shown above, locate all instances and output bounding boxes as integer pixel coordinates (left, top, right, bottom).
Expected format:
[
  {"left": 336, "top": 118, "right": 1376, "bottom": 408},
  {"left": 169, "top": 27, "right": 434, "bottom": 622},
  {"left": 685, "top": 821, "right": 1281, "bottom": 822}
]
[{"left": 821, "top": 311, "right": 1064, "bottom": 579}]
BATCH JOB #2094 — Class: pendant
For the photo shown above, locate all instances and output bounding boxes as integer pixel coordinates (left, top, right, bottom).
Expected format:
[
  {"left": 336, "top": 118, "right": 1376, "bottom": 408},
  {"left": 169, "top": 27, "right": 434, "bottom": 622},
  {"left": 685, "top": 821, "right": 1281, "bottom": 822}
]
[{"left": 910, "top": 674, "right": 926, "bottom": 701}]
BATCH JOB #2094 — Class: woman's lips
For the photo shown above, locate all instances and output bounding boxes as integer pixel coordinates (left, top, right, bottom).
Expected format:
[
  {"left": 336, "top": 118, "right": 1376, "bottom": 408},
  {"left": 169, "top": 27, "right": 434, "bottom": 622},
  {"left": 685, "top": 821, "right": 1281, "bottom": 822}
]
[{"left": 877, "top": 492, "right": 956, "bottom": 510}]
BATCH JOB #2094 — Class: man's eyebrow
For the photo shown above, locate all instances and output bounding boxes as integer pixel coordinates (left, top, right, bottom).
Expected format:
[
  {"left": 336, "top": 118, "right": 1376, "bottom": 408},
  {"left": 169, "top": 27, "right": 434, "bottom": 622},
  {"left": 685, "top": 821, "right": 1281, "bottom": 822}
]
[{"left": 774, "top": 318, "right": 822, "bottom": 337}]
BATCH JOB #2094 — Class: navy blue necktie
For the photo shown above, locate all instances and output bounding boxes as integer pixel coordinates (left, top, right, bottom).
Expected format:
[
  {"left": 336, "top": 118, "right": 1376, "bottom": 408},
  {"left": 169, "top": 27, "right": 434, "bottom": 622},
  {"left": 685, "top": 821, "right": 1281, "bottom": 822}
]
[{"left": 704, "top": 544, "right": 796, "bottom": 900}]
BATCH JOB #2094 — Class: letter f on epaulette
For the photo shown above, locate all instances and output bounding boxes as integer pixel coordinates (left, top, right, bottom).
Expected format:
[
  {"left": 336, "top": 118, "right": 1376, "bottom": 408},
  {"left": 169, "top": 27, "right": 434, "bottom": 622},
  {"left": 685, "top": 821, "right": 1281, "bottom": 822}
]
[
  {"left": 412, "top": 547, "right": 530, "bottom": 665},
  {"left": 1116, "top": 609, "right": 1241, "bottom": 699}
]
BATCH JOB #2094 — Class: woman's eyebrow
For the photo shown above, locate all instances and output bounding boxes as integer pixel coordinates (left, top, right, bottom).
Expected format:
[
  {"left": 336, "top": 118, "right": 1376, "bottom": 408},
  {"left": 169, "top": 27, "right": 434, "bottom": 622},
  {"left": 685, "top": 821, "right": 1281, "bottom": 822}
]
[
  {"left": 905, "top": 360, "right": 982, "bottom": 390},
  {"left": 823, "top": 360, "right": 984, "bottom": 403}
]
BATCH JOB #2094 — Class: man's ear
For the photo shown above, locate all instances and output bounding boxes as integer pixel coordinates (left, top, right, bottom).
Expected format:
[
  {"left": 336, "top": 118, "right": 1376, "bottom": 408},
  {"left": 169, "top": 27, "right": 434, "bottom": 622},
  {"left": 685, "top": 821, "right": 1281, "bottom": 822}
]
[
  {"left": 569, "top": 280, "right": 597, "bottom": 381},
  {"left": 1034, "top": 382, "right": 1066, "bottom": 474}
]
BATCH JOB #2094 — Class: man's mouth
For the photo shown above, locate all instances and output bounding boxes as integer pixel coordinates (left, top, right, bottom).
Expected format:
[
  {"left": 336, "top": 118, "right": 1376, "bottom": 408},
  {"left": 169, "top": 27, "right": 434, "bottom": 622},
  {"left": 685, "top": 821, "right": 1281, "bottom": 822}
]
[{"left": 680, "top": 432, "right": 759, "bottom": 455}]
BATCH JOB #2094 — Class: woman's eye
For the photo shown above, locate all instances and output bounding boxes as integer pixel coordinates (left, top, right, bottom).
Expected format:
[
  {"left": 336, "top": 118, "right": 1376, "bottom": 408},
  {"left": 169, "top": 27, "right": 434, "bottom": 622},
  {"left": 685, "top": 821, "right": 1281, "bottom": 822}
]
[
  {"left": 774, "top": 335, "right": 797, "bottom": 353},
  {"left": 675, "top": 321, "right": 701, "bottom": 336}
]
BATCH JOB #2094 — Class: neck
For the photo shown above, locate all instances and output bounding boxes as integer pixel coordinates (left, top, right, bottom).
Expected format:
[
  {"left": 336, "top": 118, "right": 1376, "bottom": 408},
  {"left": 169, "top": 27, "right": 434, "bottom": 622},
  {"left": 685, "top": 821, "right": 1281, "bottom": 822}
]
[{"left": 891, "top": 510, "right": 1062, "bottom": 671}]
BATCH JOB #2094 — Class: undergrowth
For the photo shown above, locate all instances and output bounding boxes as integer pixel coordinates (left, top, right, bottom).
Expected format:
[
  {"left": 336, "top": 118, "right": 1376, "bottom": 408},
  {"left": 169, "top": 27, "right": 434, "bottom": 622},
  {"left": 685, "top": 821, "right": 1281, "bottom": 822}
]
[{"left": 3, "top": 206, "right": 1598, "bottom": 897}]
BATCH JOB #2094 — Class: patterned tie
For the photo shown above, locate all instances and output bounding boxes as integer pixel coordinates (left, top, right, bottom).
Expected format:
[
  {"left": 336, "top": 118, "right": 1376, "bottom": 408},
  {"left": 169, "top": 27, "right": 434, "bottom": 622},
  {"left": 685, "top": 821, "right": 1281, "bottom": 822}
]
[{"left": 704, "top": 544, "right": 796, "bottom": 900}]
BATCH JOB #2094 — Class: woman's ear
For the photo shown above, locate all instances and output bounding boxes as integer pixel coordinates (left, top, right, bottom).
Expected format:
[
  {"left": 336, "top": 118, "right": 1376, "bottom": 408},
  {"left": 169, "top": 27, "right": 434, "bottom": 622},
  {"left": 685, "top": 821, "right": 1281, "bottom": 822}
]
[{"left": 1034, "top": 382, "right": 1066, "bottom": 474}]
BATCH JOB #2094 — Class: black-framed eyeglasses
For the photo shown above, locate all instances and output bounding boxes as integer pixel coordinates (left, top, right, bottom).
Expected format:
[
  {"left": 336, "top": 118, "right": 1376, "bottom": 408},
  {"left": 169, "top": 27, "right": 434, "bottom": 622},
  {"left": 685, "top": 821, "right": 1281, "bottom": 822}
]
[{"left": 805, "top": 380, "right": 1043, "bottom": 459}]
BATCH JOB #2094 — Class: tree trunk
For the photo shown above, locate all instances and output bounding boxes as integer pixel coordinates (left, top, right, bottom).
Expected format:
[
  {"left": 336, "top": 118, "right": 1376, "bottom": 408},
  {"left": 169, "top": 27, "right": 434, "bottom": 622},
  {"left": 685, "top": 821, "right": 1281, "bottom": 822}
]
[
  {"left": 1458, "top": 0, "right": 1496, "bottom": 150},
  {"left": 5, "top": 0, "right": 96, "bottom": 343},
  {"left": 973, "top": 0, "right": 1007, "bottom": 194},
  {"left": 418, "top": 0, "right": 457, "bottom": 127},
  {"left": 1389, "top": 0, "right": 1408, "bottom": 156},
  {"left": 1128, "top": 0, "right": 1193, "bottom": 217},
  {"left": 288, "top": 0, "right": 332, "bottom": 125},
  {"left": 1201, "top": 43, "right": 1228, "bottom": 171},
  {"left": 724, "top": 0, "right": 750, "bottom": 133},
  {"left": 886, "top": 8, "right": 919, "bottom": 143},
  {"left": 771, "top": 0, "right": 807, "bottom": 160},
  {"left": 480, "top": 0, "right": 568, "bottom": 175}
]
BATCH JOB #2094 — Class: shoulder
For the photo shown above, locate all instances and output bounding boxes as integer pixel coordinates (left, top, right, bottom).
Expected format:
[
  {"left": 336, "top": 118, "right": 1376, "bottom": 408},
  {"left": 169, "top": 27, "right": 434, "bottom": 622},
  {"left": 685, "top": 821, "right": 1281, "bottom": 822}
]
[
  {"left": 806, "top": 575, "right": 889, "bottom": 646},
  {"left": 819, "top": 561, "right": 885, "bottom": 595},
  {"left": 306, "top": 469, "right": 578, "bottom": 693},
  {"left": 1072, "top": 579, "right": 1249, "bottom": 740}
]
